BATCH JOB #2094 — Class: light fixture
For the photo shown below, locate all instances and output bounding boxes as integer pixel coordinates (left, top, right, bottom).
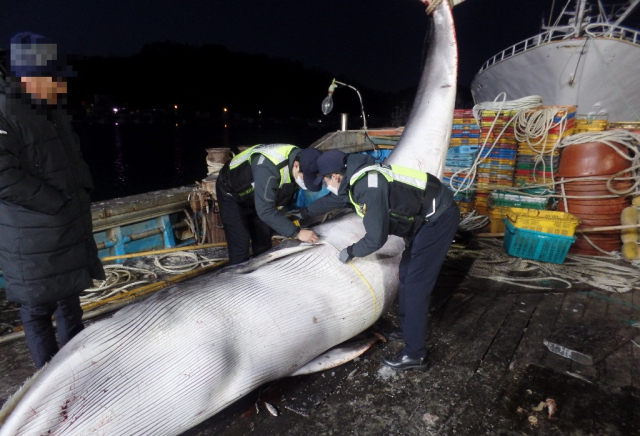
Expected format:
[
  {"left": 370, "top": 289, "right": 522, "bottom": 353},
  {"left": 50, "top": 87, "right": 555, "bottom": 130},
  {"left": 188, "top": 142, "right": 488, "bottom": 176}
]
[{"left": 321, "top": 78, "right": 368, "bottom": 130}]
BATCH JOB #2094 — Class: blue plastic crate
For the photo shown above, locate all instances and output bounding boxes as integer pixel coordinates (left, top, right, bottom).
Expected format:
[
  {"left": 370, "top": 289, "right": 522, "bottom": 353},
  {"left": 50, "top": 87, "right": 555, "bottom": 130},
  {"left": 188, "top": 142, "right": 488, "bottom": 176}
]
[
  {"left": 451, "top": 133, "right": 480, "bottom": 138},
  {"left": 447, "top": 145, "right": 479, "bottom": 154},
  {"left": 503, "top": 220, "right": 575, "bottom": 264}
]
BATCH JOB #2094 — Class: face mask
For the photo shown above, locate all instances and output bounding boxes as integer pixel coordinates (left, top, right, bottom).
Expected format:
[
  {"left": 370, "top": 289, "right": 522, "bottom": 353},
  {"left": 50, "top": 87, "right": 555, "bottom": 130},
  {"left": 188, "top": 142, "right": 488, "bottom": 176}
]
[
  {"left": 326, "top": 177, "right": 339, "bottom": 195},
  {"left": 295, "top": 175, "right": 307, "bottom": 190}
]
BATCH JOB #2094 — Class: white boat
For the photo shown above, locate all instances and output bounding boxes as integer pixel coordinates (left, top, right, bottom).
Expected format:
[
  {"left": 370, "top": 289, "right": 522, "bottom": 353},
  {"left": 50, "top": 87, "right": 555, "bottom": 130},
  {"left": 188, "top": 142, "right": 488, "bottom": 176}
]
[{"left": 471, "top": 0, "right": 640, "bottom": 122}]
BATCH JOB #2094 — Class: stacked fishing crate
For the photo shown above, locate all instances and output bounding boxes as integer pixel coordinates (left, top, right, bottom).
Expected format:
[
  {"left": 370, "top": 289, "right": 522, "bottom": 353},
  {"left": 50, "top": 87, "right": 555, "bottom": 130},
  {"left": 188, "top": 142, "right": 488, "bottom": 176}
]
[
  {"left": 487, "top": 189, "right": 551, "bottom": 233},
  {"left": 514, "top": 106, "right": 577, "bottom": 188},
  {"left": 502, "top": 207, "right": 579, "bottom": 264},
  {"left": 444, "top": 109, "right": 480, "bottom": 213},
  {"left": 574, "top": 115, "right": 608, "bottom": 133},
  {"left": 474, "top": 109, "right": 519, "bottom": 229}
]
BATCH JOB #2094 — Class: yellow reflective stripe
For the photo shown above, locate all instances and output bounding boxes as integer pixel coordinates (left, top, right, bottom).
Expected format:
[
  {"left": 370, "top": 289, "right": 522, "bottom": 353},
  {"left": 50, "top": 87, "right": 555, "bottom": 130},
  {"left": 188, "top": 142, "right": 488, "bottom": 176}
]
[
  {"left": 230, "top": 144, "right": 296, "bottom": 187},
  {"left": 229, "top": 144, "right": 293, "bottom": 169},
  {"left": 347, "top": 164, "right": 428, "bottom": 214},
  {"left": 237, "top": 186, "right": 254, "bottom": 197},
  {"left": 348, "top": 190, "right": 365, "bottom": 217},
  {"left": 350, "top": 164, "right": 427, "bottom": 190},
  {"left": 229, "top": 145, "right": 257, "bottom": 168},
  {"left": 388, "top": 165, "right": 428, "bottom": 190}
]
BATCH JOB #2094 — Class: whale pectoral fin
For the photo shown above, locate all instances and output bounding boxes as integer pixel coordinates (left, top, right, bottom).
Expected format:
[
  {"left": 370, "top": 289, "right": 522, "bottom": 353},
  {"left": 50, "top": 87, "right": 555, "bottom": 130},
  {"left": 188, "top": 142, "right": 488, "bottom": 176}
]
[
  {"left": 229, "top": 242, "right": 321, "bottom": 274},
  {"left": 290, "top": 333, "right": 385, "bottom": 377}
]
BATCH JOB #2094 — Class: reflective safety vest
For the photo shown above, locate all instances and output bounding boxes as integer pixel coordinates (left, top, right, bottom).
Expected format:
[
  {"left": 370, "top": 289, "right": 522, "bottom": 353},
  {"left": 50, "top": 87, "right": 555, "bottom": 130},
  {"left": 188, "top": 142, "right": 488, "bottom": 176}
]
[
  {"left": 348, "top": 163, "right": 433, "bottom": 237},
  {"left": 220, "top": 143, "right": 298, "bottom": 206}
]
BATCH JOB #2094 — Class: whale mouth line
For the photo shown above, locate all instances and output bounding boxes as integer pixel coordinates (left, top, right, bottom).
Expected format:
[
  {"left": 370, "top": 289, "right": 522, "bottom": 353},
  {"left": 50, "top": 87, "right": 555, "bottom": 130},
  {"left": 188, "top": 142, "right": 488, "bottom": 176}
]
[{"left": 228, "top": 243, "right": 322, "bottom": 274}]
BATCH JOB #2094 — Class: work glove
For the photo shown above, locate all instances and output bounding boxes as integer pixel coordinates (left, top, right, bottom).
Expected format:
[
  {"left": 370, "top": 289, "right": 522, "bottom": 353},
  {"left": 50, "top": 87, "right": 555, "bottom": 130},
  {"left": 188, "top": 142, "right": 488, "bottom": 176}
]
[{"left": 339, "top": 247, "right": 353, "bottom": 264}]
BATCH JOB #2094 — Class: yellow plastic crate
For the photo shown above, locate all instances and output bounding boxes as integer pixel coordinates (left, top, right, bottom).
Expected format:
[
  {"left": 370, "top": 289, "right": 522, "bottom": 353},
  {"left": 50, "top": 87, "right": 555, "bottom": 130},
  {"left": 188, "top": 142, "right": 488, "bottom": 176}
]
[
  {"left": 489, "top": 208, "right": 510, "bottom": 233},
  {"left": 505, "top": 207, "right": 580, "bottom": 236},
  {"left": 481, "top": 109, "right": 520, "bottom": 117},
  {"left": 575, "top": 119, "right": 608, "bottom": 132}
]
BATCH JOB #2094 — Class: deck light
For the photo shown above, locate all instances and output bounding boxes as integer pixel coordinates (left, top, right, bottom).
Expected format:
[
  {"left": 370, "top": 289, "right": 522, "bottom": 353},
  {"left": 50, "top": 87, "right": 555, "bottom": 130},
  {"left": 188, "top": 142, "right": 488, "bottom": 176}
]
[{"left": 321, "top": 78, "right": 367, "bottom": 130}]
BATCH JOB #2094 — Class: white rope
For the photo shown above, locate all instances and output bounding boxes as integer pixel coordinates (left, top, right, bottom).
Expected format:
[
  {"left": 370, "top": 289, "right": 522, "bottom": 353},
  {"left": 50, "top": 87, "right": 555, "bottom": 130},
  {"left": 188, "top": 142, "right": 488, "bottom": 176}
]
[
  {"left": 558, "top": 129, "right": 640, "bottom": 196},
  {"left": 458, "top": 210, "right": 489, "bottom": 232},
  {"left": 153, "top": 251, "right": 224, "bottom": 273},
  {"left": 206, "top": 159, "right": 225, "bottom": 176},
  {"left": 449, "top": 239, "right": 640, "bottom": 293},
  {"left": 81, "top": 265, "right": 158, "bottom": 304},
  {"left": 450, "top": 94, "right": 542, "bottom": 195},
  {"left": 81, "top": 251, "right": 225, "bottom": 305}
]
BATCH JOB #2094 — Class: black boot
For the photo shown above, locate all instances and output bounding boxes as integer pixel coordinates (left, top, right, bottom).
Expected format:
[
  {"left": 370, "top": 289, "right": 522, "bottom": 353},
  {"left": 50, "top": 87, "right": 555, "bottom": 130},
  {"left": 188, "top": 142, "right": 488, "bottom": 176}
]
[{"left": 382, "top": 352, "right": 428, "bottom": 371}]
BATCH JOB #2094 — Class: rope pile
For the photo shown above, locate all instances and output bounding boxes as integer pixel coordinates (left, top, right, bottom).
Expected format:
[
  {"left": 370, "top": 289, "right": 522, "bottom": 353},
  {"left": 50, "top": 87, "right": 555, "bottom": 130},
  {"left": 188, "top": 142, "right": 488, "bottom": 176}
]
[
  {"left": 81, "top": 265, "right": 158, "bottom": 305},
  {"left": 447, "top": 239, "right": 640, "bottom": 293},
  {"left": 206, "top": 159, "right": 225, "bottom": 176},
  {"left": 153, "top": 251, "right": 224, "bottom": 273},
  {"left": 81, "top": 251, "right": 225, "bottom": 305},
  {"left": 458, "top": 210, "right": 489, "bottom": 232}
]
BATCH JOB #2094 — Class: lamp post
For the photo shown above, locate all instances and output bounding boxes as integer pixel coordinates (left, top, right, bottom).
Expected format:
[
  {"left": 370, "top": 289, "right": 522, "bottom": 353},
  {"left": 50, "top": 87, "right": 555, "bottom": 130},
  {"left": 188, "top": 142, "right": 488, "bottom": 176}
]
[{"left": 321, "top": 78, "right": 368, "bottom": 130}]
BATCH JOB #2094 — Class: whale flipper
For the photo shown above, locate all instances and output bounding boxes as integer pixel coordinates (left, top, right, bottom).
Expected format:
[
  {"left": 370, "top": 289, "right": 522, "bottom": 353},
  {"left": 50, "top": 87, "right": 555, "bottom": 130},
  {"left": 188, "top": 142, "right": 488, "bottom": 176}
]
[{"left": 290, "top": 332, "right": 385, "bottom": 376}]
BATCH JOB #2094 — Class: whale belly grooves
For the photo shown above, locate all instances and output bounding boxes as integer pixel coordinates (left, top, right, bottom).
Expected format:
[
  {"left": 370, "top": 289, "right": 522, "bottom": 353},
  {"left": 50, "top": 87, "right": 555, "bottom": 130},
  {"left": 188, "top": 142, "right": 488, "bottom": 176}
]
[{"left": 0, "top": 1, "right": 458, "bottom": 434}]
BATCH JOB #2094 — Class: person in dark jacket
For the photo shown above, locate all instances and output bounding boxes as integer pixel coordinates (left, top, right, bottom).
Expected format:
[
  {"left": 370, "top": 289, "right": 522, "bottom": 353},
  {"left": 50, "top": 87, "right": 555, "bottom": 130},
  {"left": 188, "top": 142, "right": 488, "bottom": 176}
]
[
  {"left": 291, "top": 151, "right": 375, "bottom": 220},
  {"left": 0, "top": 32, "right": 105, "bottom": 369},
  {"left": 313, "top": 150, "right": 460, "bottom": 371},
  {"left": 215, "top": 144, "right": 322, "bottom": 265}
]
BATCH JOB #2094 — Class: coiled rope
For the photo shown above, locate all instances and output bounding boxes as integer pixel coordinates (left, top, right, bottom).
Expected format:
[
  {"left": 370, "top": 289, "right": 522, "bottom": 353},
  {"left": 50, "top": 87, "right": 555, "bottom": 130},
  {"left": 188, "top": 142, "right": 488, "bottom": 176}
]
[
  {"left": 458, "top": 210, "right": 489, "bottom": 232},
  {"left": 81, "top": 252, "right": 225, "bottom": 305},
  {"left": 206, "top": 159, "right": 225, "bottom": 176},
  {"left": 558, "top": 129, "right": 640, "bottom": 196},
  {"left": 448, "top": 239, "right": 640, "bottom": 293},
  {"left": 81, "top": 265, "right": 158, "bottom": 305},
  {"left": 153, "top": 251, "right": 224, "bottom": 273}
]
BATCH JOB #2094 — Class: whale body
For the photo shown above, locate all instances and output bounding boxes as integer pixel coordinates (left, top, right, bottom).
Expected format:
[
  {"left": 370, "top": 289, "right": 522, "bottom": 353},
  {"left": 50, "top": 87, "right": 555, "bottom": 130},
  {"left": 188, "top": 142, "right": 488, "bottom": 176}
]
[{"left": 0, "top": 1, "right": 458, "bottom": 434}]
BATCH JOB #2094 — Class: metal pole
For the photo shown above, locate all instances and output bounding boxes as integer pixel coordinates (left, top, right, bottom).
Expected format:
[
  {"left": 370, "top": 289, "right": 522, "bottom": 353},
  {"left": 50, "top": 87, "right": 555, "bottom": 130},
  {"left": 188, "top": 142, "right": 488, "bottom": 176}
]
[{"left": 340, "top": 113, "right": 348, "bottom": 131}]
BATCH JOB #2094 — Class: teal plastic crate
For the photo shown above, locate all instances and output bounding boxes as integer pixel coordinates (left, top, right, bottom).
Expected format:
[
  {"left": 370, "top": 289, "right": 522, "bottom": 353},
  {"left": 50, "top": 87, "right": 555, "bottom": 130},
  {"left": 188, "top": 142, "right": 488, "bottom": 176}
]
[{"left": 503, "top": 220, "right": 575, "bottom": 264}]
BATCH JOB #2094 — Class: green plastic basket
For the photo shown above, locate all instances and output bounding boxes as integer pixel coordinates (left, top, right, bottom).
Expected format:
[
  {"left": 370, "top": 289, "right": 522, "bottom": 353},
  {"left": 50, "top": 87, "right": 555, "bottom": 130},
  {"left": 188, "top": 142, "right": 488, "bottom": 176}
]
[{"left": 503, "top": 221, "right": 575, "bottom": 264}]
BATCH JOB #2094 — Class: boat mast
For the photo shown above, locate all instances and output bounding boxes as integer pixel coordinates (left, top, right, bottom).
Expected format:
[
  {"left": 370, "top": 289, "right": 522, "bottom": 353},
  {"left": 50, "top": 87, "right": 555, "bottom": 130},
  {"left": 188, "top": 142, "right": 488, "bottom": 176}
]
[
  {"left": 612, "top": 0, "right": 640, "bottom": 27},
  {"left": 575, "top": 0, "right": 587, "bottom": 36}
]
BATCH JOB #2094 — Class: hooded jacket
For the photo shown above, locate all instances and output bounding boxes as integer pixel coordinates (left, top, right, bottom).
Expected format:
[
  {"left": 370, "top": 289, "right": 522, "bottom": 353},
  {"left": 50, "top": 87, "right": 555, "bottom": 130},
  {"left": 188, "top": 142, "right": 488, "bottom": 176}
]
[{"left": 0, "top": 80, "right": 105, "bottom": 306}]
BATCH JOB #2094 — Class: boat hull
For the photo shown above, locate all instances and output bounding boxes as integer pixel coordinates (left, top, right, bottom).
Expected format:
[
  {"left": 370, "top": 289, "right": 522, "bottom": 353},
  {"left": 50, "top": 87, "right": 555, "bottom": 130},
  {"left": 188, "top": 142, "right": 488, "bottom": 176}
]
[{"left": 471, "top": 38, "right": 640, "bottom": 122}]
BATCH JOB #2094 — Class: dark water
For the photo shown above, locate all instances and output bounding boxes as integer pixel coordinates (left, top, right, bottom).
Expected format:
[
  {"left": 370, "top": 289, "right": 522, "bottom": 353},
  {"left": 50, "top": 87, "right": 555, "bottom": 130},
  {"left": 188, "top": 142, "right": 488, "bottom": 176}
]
[{"left": 75, "top": 122, "right": 334, "bottom": 202}]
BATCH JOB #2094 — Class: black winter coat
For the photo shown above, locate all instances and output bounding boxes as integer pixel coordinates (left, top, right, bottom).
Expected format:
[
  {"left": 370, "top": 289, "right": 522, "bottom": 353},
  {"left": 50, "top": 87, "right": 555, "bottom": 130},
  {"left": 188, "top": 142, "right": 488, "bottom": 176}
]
[{"left": 0, "top": 81, "right": 105, "bottom": 306}]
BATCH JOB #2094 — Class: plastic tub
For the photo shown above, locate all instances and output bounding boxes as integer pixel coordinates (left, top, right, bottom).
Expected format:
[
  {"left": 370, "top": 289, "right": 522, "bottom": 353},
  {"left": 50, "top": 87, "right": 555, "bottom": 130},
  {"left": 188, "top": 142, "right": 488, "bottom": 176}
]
[{"left": 503, "top": 221, "right": 575, "bottom": 263}]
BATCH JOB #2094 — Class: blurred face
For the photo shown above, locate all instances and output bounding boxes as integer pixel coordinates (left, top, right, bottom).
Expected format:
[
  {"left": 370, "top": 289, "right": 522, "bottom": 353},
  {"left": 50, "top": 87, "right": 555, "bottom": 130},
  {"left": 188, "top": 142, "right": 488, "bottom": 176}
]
[
  {"left": 292, "top": 161, "right": 307, "bottom": 190},
  {"left": 323, "top": 173, "right": 342, "bottom": 194},
  {"left": 20, "top": 76, "right": 67, "bottom": 104}
]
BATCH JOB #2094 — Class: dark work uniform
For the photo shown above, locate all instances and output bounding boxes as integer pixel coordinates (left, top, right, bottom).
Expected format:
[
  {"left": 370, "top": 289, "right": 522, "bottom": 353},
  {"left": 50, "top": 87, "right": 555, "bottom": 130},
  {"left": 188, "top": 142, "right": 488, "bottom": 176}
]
[
  {"left": 300, "top": 153, "right": 375, "bottom": 218},
  {"left": 216, "top": 147, "right": 302, "bottom": 265},
  {"left": 0, "top": 79, "right": 105, "bottom": 368},
  {"left": 310, "top": 154, "right": 460, "bottom": 360}
]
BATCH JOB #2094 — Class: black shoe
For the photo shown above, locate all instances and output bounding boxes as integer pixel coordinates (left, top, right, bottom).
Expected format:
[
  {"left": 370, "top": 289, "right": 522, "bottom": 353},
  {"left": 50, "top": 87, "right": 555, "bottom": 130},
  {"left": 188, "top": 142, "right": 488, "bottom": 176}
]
[
  {"left": 383, "top": 329, "right": 404, "bottom": 342},
  {"left": 382, "top": 352, "right": 428, "bottom": 371}
]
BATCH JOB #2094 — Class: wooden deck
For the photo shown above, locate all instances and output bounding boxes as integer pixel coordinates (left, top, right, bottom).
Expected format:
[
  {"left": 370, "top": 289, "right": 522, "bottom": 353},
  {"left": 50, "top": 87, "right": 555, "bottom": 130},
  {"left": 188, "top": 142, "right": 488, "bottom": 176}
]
[{"left": 1, "top": 240, "right": 638, "bottom": 435}]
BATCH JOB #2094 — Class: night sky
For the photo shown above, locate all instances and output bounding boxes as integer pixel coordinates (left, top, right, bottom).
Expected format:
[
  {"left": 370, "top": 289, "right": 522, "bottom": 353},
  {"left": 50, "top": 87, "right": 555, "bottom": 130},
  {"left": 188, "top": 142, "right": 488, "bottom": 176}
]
[{"left": 3, "top": 0, "right": 639, "bottom": 91}]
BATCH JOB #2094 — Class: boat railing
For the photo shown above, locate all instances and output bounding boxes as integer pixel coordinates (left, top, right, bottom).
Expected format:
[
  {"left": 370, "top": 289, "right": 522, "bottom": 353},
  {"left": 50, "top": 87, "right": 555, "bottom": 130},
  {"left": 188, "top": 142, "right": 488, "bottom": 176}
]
[
  {"left": 477, "top": 23, "right": 640, "bottom": 74},
  {"left": 584, "top": 23, "right": 640, "bottom": 42}
]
